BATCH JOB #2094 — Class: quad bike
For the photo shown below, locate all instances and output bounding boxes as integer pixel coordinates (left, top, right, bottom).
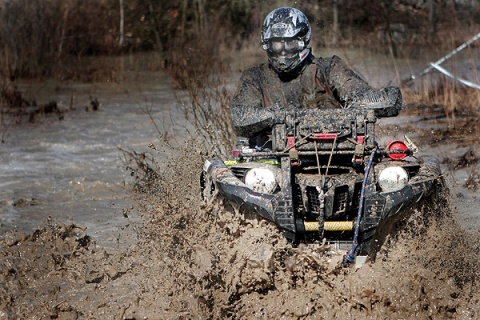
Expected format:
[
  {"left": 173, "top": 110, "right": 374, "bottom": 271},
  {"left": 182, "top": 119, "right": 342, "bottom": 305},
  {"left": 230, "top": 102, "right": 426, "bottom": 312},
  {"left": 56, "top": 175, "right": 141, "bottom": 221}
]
[{"left": 200, "top": 106, "right": 444, "bottom": 265}]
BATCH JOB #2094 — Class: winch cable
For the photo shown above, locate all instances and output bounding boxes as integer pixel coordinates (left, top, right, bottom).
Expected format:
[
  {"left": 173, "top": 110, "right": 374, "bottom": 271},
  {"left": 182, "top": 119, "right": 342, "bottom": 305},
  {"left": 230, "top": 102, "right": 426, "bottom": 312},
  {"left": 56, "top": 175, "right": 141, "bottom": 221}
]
[
  {"left": 314, "top": 140, "right": 326, "bottom": 236},
  {"left": 325, "top": 135, "right": 337, "bottom": 177},
  {"left": 313, "top": 134, "right": 337, "bottom": 181},
  {"left": 314, "top": 141, "right": 322, "bottom": 179},
  {"left": 281, "top": 133, "right": 313, "bottom": 153},
  {"left": 342, "top": 144, "right": 378, "bottom": 267}
]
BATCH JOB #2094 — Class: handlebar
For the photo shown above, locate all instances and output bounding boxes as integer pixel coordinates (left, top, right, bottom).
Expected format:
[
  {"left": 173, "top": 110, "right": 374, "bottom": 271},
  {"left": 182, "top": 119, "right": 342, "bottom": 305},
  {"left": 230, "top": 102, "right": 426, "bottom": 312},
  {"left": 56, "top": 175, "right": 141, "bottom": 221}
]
[{"left": 273, "top": 107, "right": 377, "bottom": 125}]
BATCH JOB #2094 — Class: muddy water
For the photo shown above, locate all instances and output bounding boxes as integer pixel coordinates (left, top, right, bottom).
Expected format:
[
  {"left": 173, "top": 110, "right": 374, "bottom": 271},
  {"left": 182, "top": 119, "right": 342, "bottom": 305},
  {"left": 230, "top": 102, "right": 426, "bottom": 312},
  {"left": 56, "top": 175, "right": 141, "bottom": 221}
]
[
  {"left": 1, "top": 49, "right": 479, "bottom": 246},
  {"left": 0, "top": 63, "right": 182, "bottom": 248},
  {"left": 0, "top": 51, "right": 479, "bottom": 319}
]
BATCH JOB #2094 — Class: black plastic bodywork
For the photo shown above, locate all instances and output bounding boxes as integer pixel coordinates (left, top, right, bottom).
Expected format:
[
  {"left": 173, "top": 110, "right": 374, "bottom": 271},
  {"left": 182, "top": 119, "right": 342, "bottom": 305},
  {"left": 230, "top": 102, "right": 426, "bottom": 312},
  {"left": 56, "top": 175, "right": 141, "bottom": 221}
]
[{"left": 201, "top": 108, "right": 442, "bottom": 254}]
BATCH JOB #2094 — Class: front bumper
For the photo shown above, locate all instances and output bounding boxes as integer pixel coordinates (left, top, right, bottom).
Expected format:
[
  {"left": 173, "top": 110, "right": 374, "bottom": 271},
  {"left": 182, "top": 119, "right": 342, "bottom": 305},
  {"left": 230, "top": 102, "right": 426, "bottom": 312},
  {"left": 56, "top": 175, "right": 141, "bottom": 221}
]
[{"left": 202, "top": 156, "right": 442, "bottom": 241}]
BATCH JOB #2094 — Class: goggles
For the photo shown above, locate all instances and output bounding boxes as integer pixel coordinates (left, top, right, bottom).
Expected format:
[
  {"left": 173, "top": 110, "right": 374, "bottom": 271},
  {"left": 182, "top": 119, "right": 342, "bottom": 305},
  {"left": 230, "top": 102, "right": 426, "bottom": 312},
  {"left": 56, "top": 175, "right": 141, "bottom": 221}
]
[{"left": 268, "top": 39, "right": 305, "bottom": 54}]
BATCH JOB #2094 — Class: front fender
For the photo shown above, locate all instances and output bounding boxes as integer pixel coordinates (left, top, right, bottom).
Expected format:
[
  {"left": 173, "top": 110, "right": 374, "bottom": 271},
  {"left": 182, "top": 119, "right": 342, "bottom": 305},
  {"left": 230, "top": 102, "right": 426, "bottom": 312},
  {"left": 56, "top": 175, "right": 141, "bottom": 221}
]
[{"left": 202, "top": 160, "right": 276, "bottom": 222}]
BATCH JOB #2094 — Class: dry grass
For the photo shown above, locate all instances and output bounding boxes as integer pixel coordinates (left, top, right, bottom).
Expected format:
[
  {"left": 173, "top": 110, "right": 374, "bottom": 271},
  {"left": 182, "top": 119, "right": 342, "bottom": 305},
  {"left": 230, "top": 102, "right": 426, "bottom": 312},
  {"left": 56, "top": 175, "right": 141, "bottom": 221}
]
[
  {"left": 402, "top": 80, "right": 480, "bottom": 134},
  {"left": 121, "top": 34, "right": 237, "bottom": 194},
  {"left": 164, "top": 32, "right": 236, "bottom": 159}
]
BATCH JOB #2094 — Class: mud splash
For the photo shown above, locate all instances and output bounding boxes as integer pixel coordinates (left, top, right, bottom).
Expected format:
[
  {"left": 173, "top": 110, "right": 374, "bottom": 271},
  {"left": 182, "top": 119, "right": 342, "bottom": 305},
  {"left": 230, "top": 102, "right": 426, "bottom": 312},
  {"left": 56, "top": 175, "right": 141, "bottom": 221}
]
[{"left": 1, "top": 141, "right": 479, "bottom": 319}]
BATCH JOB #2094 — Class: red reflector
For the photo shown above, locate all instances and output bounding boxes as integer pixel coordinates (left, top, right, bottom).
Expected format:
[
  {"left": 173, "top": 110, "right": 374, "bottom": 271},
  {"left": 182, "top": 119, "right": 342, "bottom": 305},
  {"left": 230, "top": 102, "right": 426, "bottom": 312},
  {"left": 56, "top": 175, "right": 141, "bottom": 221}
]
[
  {"left": 387, "top": 140, "right": 409, "bottom": 160},
  {"left": 313, "top": 133, "right": 337, "bottom": 140},
  {"left": 357, "top": 135, "right": 365, "bottom": 144},
  {"left": 287, "top": 136, "right": 296, "bottom": 149}
]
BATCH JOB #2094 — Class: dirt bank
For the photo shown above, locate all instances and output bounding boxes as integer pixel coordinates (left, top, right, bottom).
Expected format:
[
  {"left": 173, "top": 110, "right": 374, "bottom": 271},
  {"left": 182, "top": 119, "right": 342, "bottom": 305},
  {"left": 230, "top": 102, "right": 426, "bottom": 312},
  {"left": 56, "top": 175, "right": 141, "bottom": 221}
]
[{"left": 1, "top": 113, "right": 480, "bottom": 319}]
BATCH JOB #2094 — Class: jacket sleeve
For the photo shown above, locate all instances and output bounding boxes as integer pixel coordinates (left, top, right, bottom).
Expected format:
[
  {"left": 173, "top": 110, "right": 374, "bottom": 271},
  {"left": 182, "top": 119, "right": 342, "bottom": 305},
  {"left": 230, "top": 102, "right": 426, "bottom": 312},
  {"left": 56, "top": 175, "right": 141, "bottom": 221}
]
[
  {"left": 229, "top": 67, "right": 275, "bottom": 137},
  {"left": 327, "top": 56, "right": 402, "bottom": 117}
]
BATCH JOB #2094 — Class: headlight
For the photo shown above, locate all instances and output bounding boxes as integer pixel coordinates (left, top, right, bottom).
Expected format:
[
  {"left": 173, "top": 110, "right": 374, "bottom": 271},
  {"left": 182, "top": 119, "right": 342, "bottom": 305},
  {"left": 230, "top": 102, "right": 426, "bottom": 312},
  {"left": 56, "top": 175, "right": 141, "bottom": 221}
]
[
  {"left": 378, "top": 166, "right": 409, "bottom": 193},
  {"left": 244, "top": 168, "right": 277, "bottom": 194}
]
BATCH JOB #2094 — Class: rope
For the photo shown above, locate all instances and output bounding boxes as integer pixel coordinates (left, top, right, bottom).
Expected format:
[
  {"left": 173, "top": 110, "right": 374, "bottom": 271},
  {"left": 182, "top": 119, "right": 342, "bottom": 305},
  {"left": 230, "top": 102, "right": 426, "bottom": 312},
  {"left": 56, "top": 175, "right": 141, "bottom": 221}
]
[
  {"left": 401, "top": 31, "right": 480, "bottom": 85},
  {"left": 342, "top": 145, "right": 378, "bottom": 267},
  {"left": 429, "top": 63, "right": 480, "bottom": 90}
]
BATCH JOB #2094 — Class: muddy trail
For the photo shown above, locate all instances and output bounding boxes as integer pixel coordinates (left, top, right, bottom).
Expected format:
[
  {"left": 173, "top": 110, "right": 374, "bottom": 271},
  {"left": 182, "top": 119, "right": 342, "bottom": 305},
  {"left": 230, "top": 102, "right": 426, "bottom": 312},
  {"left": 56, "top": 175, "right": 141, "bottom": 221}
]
[{"left": 1, "top": 111, "right": 480, "bottom": 319}]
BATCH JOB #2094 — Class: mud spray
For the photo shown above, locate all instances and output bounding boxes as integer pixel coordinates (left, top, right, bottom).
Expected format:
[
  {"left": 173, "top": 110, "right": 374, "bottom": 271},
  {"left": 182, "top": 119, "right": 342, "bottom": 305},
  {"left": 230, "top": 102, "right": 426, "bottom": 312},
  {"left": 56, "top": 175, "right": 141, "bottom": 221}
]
[{"left": 1, "top": 138, "right": 478, "bottom": 319}]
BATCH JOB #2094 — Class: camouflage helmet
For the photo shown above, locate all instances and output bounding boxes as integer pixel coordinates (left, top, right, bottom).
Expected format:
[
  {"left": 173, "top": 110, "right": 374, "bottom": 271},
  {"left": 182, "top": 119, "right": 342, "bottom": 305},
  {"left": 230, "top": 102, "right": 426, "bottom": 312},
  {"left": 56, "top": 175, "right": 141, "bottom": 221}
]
[{"left": 261, "top": 7, "right": 312, "bottom": 75}]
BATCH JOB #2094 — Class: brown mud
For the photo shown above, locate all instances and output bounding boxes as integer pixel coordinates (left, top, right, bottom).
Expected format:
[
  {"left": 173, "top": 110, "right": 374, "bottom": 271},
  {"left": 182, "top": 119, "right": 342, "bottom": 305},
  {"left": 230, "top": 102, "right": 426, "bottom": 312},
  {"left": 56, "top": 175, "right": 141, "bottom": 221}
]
[{"left": 1, "top": 118, "right": 480, "bottom": 319}]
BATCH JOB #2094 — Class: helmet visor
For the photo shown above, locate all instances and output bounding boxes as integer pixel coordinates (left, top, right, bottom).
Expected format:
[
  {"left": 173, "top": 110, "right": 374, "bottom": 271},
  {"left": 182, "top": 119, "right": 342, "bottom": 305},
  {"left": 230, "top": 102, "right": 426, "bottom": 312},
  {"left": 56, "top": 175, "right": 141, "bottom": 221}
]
[{"left": 268, "top": 39, "right": 304, "bottom": 54}]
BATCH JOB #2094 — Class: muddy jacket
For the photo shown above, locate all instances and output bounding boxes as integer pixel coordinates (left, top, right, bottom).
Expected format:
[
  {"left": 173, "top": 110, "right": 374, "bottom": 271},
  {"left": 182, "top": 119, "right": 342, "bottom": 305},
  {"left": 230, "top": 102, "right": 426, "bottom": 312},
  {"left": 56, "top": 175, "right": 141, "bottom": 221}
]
[{"left": 230, "top": 54, "right": 402, "bottom": 140}]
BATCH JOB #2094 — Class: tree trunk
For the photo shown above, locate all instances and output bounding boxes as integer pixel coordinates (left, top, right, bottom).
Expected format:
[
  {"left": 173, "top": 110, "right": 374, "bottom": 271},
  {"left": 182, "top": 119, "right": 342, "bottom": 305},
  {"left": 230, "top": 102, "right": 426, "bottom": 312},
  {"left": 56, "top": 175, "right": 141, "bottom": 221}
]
[
  {"left": 148, "top": 2, "right": 163, "bottom": 51},
  {"left": 119, "top": 0, "right": 124, "bottom": 47},
  {"left": 332, "top": 0, "right": 338, "bottom": 46},
  {"left": 58, "top": 1, "right": 71, "bottom": 59},
  {"left": 428, "top": 0, "right": 437, "bottom": 35},
  {"left": 181, "top": 0, "right": 188, "bottom": 39}
]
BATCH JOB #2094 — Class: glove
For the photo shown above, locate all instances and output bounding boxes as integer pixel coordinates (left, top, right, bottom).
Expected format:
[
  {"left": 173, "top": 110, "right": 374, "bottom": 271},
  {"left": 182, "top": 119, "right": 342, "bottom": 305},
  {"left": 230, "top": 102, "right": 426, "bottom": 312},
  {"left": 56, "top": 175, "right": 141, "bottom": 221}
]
[
  {"left": 274, "top": 109, "right": 287, "bottom": 124},
  {"left": 230, "top": 106, "right": 276, "bottom": 137},
  {"left": 357, "top": 86, "right": 402, "bottom": 117}
]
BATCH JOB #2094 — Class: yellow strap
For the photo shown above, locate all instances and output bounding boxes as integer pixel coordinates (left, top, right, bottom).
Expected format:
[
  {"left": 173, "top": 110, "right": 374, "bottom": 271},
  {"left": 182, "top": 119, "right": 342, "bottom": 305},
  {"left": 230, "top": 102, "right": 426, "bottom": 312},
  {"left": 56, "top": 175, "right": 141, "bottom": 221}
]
[
  {"left": 223, "top": 159, "right": 279, "bottom": 167},
  {"left": 304, "top": 221, "right": 353, "bottom": 232},
  {"left": 224, "top": 160, "right": 238, "bottom": 167}
]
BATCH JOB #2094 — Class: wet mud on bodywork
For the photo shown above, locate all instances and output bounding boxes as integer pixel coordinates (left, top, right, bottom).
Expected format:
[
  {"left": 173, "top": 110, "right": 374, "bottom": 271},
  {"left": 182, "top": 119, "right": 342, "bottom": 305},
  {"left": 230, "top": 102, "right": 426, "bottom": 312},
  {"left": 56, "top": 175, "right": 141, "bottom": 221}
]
[{"left": 1, "top": 124, "right": 480, "bottom": 319}]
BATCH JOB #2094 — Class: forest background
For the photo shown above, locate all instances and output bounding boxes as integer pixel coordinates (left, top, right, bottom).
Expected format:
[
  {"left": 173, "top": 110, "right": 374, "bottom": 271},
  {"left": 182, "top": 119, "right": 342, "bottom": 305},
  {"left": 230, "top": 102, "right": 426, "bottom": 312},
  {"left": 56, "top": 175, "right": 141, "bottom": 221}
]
[{"left": 0, "top": 0, "right": 479, "bottom": 82}]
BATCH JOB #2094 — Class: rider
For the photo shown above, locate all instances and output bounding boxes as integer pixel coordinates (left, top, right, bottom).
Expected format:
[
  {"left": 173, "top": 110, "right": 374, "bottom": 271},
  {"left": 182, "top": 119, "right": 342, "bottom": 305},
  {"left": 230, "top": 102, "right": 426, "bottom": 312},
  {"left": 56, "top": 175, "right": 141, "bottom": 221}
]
[{"left": 230, "top": 7, "right": 402, "bottom": 148}]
